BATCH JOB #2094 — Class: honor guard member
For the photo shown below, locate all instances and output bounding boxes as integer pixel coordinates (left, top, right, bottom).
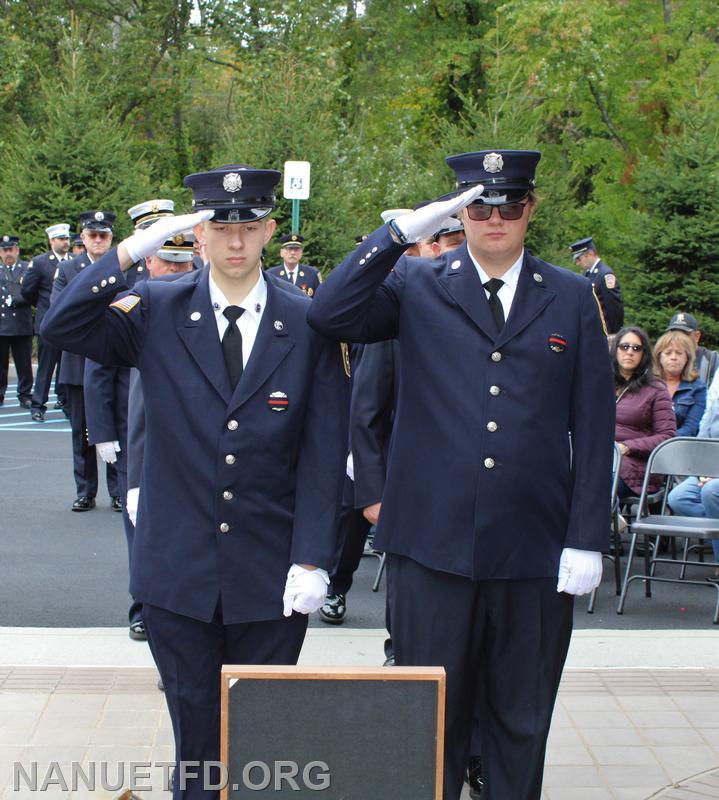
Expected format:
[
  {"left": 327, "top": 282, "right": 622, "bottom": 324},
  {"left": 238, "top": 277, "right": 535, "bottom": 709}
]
[
  {"left": 266, "top": 233, "right": 322, "bottom": 295},
  {"left": 308, "top": 150, "right": 614, "bottom": 800},
  {"left": 71, "top": 233, "right": 85, "bottom": 256},
  {"left": 23, "top": 223, "right": 71, "bottom": 420},
  {"left": 435, "top": 215, "right": 466, "bottom": 254},
  {"left": 0, "top": 235, "right": 33, "bottom": 407},
  {"left": 42, "top": 163, "right": 349, "bottom": 800},
  {"left": 52, "top": 211, "right": 121, "bottom": 511},
  {"left": 569, "top": 236, "right": 624, "bottom": 334}
]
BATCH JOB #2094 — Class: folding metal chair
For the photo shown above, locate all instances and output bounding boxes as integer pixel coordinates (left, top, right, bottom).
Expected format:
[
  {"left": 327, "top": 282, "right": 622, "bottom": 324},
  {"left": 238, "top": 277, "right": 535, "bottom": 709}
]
[
  {"left": 616, "top": 437, "right": 719, "bottom": 624},
  {"left": 587, "top": 443, "right": 623, "bottom": 613}
]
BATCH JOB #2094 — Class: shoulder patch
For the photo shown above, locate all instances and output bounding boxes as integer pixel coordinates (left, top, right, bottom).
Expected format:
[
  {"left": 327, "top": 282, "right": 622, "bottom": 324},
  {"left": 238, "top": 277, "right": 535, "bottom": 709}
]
[
  {"left": 604, "top": 273, "right": 617, "bottom": 289},
  {"left": 340, "top": 342, "right": 351, "bottom": 378},
  {"left": 110, "top": 294, "right": 141, "bottom": 314}
]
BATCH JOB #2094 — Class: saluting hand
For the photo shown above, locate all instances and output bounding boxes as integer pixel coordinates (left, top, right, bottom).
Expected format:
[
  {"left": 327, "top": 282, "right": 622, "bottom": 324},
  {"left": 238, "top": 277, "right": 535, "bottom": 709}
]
[
  {"left": 120, "top": 210, "right": 215, "bottom": 268},
  {"left": 391, "top": 185, "right": 484, "bottom": 243}
]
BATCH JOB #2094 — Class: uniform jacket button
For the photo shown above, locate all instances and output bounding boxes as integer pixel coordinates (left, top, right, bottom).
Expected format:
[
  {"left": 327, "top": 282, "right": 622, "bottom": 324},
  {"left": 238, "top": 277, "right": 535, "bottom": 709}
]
[
  {"left": 491, "top": 351, "right": 502, "bottom": 362},
  {"left": 227, "top": 420, "right": 238, "bottom": 431},
  {"left": 484, "top": 457, "right": 495, "bottom": 469},
  {"left": 489, "top": 385, "right": 500, "bottom": 396},
  {"left": 223, "top": 490, "right": 233, "bottom": 501},
  {"left": 219, "top": 522, "right": 230, "bottom": 533},
  {"left": 487, "top": 421, "right": 498, "bottom": 432},
  {"left": 225, "top": 454, "right": 236, "bottom": 465}
]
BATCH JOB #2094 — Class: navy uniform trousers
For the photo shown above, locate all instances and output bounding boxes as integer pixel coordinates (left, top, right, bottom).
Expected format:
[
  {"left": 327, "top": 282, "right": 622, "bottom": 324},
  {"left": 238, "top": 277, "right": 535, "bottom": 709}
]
[{"left": 31, "top": 338, "right": 64, "bottom": 412}]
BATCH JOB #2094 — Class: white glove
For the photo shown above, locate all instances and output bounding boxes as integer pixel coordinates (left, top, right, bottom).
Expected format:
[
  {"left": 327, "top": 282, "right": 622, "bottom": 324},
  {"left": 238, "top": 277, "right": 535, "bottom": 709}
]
[
  {"left": 126, "top": 487, "right": 139, "bottom": 526},
  {"left": 393, "top": 185, "right": 484, "bottom": 243},
  {"left": 124, "top": 210, "right": 214, "bottom": 263},
  {"left": 96, "top": 441, "right": 121, "bottom": 464},
  {"left": 557, "top": 548, "right": 603, "bottom": 595},
  {"left": 4, "top": 295, "right": 11, "bottom": 307},
  {"left": 282, "top": 564, "right": 330, "bottom": 616}
]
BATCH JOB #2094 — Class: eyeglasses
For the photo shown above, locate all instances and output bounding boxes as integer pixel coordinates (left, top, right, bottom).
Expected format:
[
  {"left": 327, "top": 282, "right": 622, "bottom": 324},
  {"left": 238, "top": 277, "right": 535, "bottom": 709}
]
[
  {"left": 618, "top": 343, "right": 643, "bottom": 352},
  {"left": 466, "top": 201, "right": 528, "bottom": 221}
]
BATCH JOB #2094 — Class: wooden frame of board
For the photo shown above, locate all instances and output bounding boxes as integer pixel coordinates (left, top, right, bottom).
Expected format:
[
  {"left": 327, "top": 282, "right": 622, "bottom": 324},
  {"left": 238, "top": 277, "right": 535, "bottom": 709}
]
[{"left": 220, "top": 665, "right": 445, "bottom": 800}]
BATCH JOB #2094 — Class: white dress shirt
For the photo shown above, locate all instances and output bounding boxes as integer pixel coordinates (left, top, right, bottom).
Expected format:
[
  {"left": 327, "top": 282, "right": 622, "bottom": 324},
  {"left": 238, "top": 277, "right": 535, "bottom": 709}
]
[
  {"left": 467, "top": 248, "right": 524, "bottom": 323},
  {"left": 208, "top": 269, "right": 267, "bottom": 368}
]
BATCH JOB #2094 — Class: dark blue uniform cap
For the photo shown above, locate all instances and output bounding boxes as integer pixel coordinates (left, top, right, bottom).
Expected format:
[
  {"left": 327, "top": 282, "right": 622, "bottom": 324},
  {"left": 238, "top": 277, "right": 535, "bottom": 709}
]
[
  {"left": 569, "top": 237, "right": 597, "bottom": 258},
  {"left": 445, "top": 149, "right": 541, "bottom": 204},
  {"left": 79, "top": 211, "right": 115, "bottom": 232},
  {"left": 0, "top": 235, "right": 19, "bottom": 248},
  {"left": 71, "top": 233, "right": 84, "bottom": 247},
  {"left": 279, "top": 233, "right": 304, "bottom": 247},
  {"left": 183, "top": 164, "right": 281, "bottom": 222}
]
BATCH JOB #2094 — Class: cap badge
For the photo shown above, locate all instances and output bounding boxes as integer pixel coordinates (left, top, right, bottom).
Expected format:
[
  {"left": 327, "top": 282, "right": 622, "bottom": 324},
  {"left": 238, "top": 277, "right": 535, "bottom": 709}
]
[
  {"left": 151, "top": 203, "right": 160, "bottom": 212},
  {"left": 483, "top": 153, "right": 504, "bottom": 174},
  {"left": 173, "top": 234, "right": 185, "bottom": 245},
  {"left": 223, "top": 173, "right": 243, "bottom": 192},
  {"left": 95, "top": 212, "right": 104, "bottom": 221},
  {"left": 548, "top": 334, "right": 567, "bottom": 353},
  {"left": 274, "top": 320, "right": 284, "bottom": 331},
  {"left": 190, "top": 311, "right": 202, "bottom": 321},
  {"left": 677, "top": 313, "right": 685, "bottom": 323},
  {"left": 267, "top": 391, "right": 289, "bottom": 412},
  {"left": 2, "top": 236, "right": 8, "bottom": 243}
]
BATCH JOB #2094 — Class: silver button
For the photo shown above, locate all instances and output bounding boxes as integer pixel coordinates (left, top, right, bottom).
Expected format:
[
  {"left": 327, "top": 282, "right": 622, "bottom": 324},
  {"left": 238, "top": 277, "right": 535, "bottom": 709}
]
[
  {"left": 219, "top": 523, "right": 230, "bottom": 533},
  {"left": 371, "top": 246, "right": 378, "bottom": 253},
  {"left": 491, "top": 352, "right": 502, "bottom": 362},
  {"left": 108, "top": 276, "right": 116, "bottom": 285},
  {"left": 484, "top": 458, "right": 495, "bottom": 469},
  {"left": 223, "top": 491, "right": 233, "bottom": 501},
  {"left": 227, "top": 420, "right": 238, "bottom": 431},
  {"left": 225, "top": 454, "right": 236, "bottom": 465},
  {"left": 359, "top": 259, "right": 366, "bottom": 265},
  {"left": 100, "top": 279, "right": 107, "bottom": 288},
  {"left": 489, "top": 385, "right": 500, "bottom": 396},
  {"left": 487, "top": 421, "right": 498, "bottom": 432},
  {"left": 91, "top": 286, "right": 99, "bottom": 294},
  {"left": 365, "top": 252, "right": 372, "bottom": 259}
]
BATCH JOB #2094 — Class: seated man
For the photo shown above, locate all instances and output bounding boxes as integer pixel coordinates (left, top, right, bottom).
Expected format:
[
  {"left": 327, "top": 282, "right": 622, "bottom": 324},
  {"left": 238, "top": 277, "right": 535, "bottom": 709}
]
[{"left": 667, "top": 384, "right": 719, "bottom": 572}]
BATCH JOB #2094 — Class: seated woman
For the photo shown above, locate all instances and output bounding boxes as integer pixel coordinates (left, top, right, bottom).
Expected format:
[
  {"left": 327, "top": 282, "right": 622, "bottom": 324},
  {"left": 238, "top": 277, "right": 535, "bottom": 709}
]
[
  {"left": 654, "top": 330, "right": 707, "bottom": 436},
  {"left": 613, "top": 326, "right": 676, "bottom": 498}
]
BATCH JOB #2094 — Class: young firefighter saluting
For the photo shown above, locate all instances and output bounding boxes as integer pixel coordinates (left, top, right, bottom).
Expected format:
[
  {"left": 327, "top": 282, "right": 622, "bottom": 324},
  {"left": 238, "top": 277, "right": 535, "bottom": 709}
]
[
  {"left": 42, "top": 164, "right": 349, "bottom": 800},
  {"left": 308, "top": 150, "right": 615, "bottom": 800}
]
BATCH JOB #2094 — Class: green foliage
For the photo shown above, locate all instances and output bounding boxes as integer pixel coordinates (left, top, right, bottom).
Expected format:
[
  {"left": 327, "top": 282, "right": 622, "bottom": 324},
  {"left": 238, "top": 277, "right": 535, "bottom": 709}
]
[{"left": 0, "top": 49, "right": 152, "bottom": 255}]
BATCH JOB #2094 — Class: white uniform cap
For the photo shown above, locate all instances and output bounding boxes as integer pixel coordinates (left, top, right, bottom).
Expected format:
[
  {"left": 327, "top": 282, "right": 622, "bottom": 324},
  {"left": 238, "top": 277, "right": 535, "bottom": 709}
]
[
  {"left": 435, "top": 216, "right": 464, "bottom": 237},
  {"left": 128, "top": 199, "right": 175, "bottom": 229},
  {"left": 380, "top": 208, "right": 412, "bottom": 224},
  {"left": 46, "top": 223, "right": 70, "bottom": 239},
  {"left": 156, "top": 230, "right": 195, "bottom": 263}
]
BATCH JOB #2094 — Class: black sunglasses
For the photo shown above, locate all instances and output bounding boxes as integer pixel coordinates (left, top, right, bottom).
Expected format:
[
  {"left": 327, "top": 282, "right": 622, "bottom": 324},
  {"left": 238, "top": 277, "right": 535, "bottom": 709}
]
[
  {"left": 466, "top": 201, "right": 528, "bottom": 221},
  {"left": 618, "top": 343, "right": 643, "bottom": 352}
]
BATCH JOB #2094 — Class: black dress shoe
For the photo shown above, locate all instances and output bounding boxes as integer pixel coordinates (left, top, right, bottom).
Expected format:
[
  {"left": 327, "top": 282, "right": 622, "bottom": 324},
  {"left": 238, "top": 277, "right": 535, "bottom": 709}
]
[
  {"left": 111, "top": 496, "right": 123, "bottom": 512},
  {"left": 18, "top": 397, "right": 32, "bottom": 409},
  {"left": 72, "top": 496, "right": 96, "bottom": 512},
  {"left": 466, "top": 756, "right": 484, "bottom": 799},
  {"left": 31, "top": 411, "right": 45, "bottom": 422},
  {"left": 157, "top": 677, "right": 165, "bottom": 692},
  {"left": 53, "top": 400, "right": 64, "bottom": 410},
  {"left": 382, "top": 655, "right": 396, "bottom": 667},
  {"left": 318, "top": 593, "right": 346, "bottom": 624},
  {"left": 129, "top": 620, "right": 147, "bottom": 641}
]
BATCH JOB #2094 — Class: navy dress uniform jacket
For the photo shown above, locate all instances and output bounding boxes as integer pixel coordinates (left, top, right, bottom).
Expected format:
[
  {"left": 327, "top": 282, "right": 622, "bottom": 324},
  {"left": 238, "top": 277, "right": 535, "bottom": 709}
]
[
  {"left": 584, "top": 259, "right": 623, "bottom": 334},
  {"left": 0, "top": 260, "right": 33, "bottom": 336},
  {"left": 308, "top": 226, "right": 615, "bottom": 580},
  {"left": 51, "top": 253, "right": 93, "bottom": 385},
  {"left": 266, "top": 264, "right": 322, "bottom": 296},
  {"left": 42, "top": 249, "right": 349, "bottom": 625},
  {"left": 21, "top": 251, "right": 67, "bottom": 332}
]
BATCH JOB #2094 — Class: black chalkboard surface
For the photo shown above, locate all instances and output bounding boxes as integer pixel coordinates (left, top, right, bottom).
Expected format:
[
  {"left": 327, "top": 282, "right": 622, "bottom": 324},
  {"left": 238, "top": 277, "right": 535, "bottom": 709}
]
[{"left": 221, "top": 666, "right": 445, "bottom": 800}]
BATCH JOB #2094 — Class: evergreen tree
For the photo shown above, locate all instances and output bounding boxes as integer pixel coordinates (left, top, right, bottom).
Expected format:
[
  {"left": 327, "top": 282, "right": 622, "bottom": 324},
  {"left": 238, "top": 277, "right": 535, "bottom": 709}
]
[
  {"left": 627, "top": 106, "right": 719, "bottom": 346},
  {"left": 0, "top": 48, "right": 152, "bottom": 256}
]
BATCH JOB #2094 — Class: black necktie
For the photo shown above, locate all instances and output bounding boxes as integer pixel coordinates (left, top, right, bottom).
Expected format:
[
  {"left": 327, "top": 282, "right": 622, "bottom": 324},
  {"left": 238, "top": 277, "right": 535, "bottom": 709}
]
[
  {"left": 222, "top": 306, "right": 245, "bottom": 390},
  {"left": 483, "top": 278, "right": 505, "bottom": 333}
]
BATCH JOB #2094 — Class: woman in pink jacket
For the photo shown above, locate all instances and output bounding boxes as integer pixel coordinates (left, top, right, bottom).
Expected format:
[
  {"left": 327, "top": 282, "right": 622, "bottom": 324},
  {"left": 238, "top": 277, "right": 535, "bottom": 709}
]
[{"left": 613, "top": 326, "right": 676, "bottom": 498}]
